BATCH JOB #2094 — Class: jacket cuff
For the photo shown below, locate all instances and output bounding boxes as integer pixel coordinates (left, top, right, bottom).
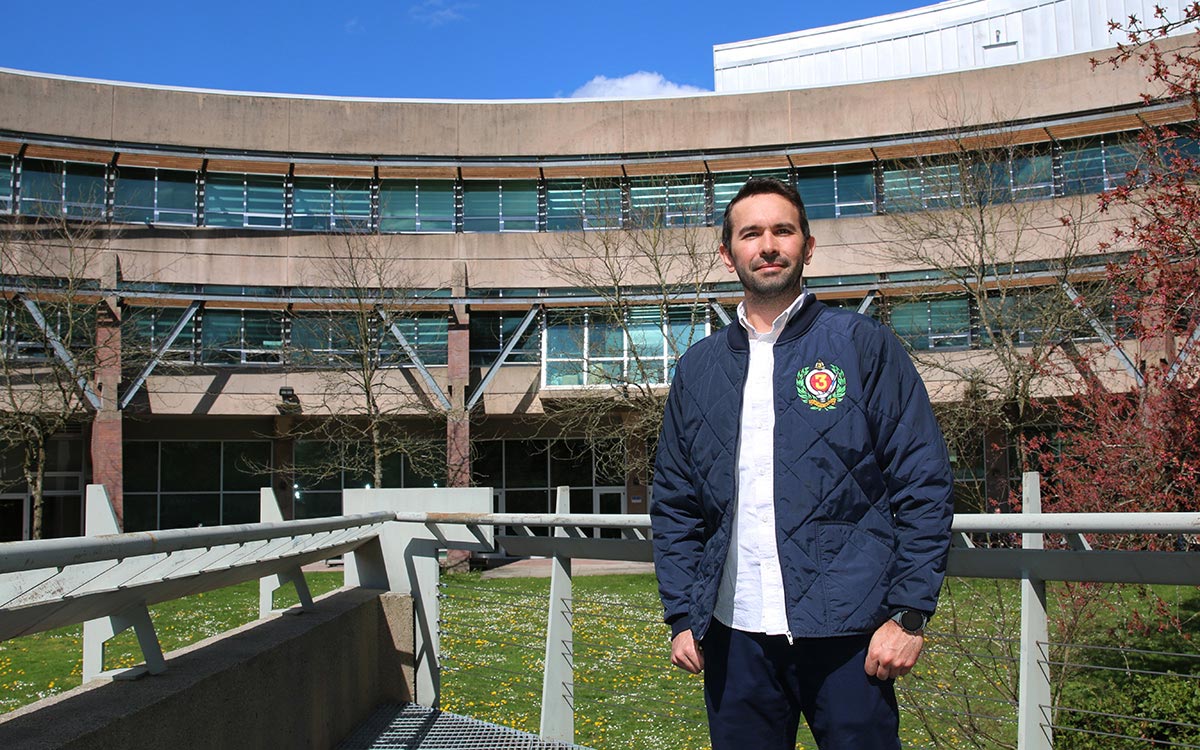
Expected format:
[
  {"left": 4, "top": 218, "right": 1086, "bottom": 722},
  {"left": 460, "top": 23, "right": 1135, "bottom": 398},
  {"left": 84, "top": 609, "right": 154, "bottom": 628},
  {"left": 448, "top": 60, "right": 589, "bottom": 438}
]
[{"left": 666, "top": 613, "right": 692, "bottom": 639}]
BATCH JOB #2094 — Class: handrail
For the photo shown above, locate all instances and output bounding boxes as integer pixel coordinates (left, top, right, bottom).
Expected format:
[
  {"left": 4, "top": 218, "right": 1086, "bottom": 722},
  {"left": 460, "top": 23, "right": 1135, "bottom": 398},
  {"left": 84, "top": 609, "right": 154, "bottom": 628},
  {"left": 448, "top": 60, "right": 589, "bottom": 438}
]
[
  {"left": 393, "top": 510, "right": 1200, "bottom": 535},
  {"left": 0, "top": 511, "right": 396, "bottom": 574}
]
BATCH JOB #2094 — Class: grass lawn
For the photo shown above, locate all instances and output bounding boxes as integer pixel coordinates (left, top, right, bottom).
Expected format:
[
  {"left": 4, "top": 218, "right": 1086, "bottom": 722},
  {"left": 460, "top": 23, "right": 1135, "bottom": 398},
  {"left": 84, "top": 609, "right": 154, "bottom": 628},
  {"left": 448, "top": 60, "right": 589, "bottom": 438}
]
[
  {"left": 0, "top": 571, "right": 343, "bottom": 714},
  {"left": 3, "top": 567, "right": 1196, "bottom": 750}
]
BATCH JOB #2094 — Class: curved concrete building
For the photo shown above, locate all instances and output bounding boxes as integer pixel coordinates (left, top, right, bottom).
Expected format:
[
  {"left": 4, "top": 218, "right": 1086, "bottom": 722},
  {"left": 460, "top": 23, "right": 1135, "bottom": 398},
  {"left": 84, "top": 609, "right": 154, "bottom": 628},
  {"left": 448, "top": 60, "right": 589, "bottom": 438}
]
[{"left": 0, "top": 19, "right": 1183, "bottom": 539}]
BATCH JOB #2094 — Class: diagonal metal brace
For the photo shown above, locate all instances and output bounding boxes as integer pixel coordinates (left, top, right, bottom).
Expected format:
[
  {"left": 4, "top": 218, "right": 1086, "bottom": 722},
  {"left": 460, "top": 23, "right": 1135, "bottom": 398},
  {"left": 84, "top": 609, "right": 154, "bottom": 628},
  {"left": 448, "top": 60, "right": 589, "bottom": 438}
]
[
  {"left": 1167, "top": 324, "right": 1200, "bottom": 384},
  {"left": 120, "top": 300, "right": 202, "bottom": 410},
  {"left": 467, "top": 305, "right": 540, "bottom": 411},
  {"left": 1060, "top": 282, "right": 1145, "bottom": 388},
  {"left": 857, "top": 289, "right": 878, "bottom": 315},
  {"left": 381, "top": 310, "right": 452, "bottom": 410},
  {"left": 18, "top": 296, "right": 101, "bottom": 409},
  {"left": 709, "top": 300, "right": 732, "bottom": 327}
]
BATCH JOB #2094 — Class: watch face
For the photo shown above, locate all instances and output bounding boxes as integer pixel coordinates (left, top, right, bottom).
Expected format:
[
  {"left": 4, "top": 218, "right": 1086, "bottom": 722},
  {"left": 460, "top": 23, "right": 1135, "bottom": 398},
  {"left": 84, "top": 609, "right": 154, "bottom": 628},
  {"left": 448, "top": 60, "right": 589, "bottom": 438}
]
[{"left": 900, "top": 611, "right": 925, "bottom": 631}]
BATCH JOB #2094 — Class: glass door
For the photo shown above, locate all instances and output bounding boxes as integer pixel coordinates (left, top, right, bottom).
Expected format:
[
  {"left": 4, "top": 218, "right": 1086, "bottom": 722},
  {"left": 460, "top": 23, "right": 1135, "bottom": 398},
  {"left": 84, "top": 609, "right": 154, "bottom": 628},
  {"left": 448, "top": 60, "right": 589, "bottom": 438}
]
[{"left": 594, "top": 487, "right": 626, "bottom": 539}]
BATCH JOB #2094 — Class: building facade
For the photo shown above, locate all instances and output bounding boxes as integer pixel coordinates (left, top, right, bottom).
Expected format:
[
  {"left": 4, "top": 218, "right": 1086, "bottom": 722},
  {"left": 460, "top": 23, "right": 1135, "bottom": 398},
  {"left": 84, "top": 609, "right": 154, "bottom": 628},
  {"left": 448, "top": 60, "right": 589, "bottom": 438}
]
[{"left": 0, "top": 21, "right": 1185, "bottom": 540}]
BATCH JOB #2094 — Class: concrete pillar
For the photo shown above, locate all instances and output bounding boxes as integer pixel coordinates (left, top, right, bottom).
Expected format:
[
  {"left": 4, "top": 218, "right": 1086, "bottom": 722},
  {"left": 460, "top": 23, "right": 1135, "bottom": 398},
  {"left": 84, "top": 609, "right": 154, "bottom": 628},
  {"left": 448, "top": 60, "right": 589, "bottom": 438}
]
[
  {"left": 446, "top": 261, "right": 471, "bottom": 489},
  {"left": 91, "top": 297, "right": 123, "bottom": 527},
  {"left": 444, "top": 264, "right": 472, "bottom": 571}
]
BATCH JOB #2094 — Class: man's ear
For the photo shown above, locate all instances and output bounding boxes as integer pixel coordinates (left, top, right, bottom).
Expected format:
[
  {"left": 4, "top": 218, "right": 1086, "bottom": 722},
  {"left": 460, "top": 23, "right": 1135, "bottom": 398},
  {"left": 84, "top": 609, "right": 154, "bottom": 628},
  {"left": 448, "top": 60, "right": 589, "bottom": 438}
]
[
  {"left": 718, "top": 244, "right": 736, "bottom": 274},
  {"left": 803, "top": 235, "right": 816, "bottom": 265}
]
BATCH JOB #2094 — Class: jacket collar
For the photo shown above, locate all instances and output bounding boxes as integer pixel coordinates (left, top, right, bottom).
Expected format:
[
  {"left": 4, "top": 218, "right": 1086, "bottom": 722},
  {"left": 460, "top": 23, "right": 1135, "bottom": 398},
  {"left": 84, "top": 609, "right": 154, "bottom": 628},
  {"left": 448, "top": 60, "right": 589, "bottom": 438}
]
[{"left": 725, "top": 296, "right": 826, "bottom": 352}]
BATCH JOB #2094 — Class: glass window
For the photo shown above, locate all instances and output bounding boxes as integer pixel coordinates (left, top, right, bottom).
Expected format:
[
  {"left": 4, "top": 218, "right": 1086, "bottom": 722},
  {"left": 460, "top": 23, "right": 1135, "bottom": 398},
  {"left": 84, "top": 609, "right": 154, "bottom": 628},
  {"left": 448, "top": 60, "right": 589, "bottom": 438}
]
[
  {"left": 379, "top": 180, "right": 417, "bottom": 232},
  {"left": 890, "top": 298, "right": 970, "bottom": 350},
  {"left": 63, "top": 163, "right": 107, "bottom": 219},
  {"left": 889, "top": 300, "right": 930, "bottom": 349},
  {"left": 19, "top": 159, "right": 63, "bottom": 217},
  {"left": 418, "top": 181, "right": 455, "bottom": 232},
  {"left": 200, "top": 309, "right": 244, "bottom": 364},
  {"left": 546, "top": 179, "right": 585, "bottom": 230},
  {"left": 223, "top": 441, "right": 271, "bottom": 492},
  {"left": 1060, "top": 138, "right": 1107, "bottom": 195},
  {"left": 835, "top": 164, "right": 876, "bottom": 217},
  {"left": 1104, "top": 134, "right": 1141, "bottom": 188},
  {"left": 505, "top": 440, "right": 547, "bottom": 487},
  {"left": 123, "top": 442, "right": 159, "bottom": 493},
  {"left": 160, "top": 441, "right": 221, "bottom": 492},
  {"left": 712, "top": 169, "right": 791, "bottom": 222},
  {"left": 113, "top": 167, "right": 156, "bottom": 224},
  {"left": 1011, "top": 146, "right": 1055, "bottom": 202},
  {"left": 469, "top": 311, "right": 540, "bottom": 366},
  {"left": 245, "top": 175, "right": 286, "bottom": 228},
  {"left": 501, "top": 180, "right": 538, "bottom": 231},
  {"left": 158, "top": 170, "right": 199, "bottom": 225},
  {"left": 463, "top": 180, "right": 539, "bottom": 233},
  {"left": 462, "top": 180, "right": 501, "bottom": 232},
  {"left": 546, "top": 178, "right": 622, "bottom": 230},
  {"left": 386, "top": 315, "right": 448, "bottom": 366},
  {"left": 795, "top": 168, "right": 836, "bottom": 220},
  {"left": 293, "top": 177, "right": 371, "bottom": 231},
  {"left": 928, "top": 298, "right": 971, "bottom": 348},
  {"left": 204, "top": 173, "right": 246, "bottom": 227},
  {"left": 204, "top": 173, "right": 285, "bottom": 228},
  {"left": 379, "top": 179, "right": 453, "bottom": 232},
  {"left": 628, "top": 176, "right": 705, "bottom": 227},
  {"left": 0, "top": 156, "right": 12, "bottom": 213},
  {"left": 542, "top": 305, "right": 709, "bottom": 388},
  {"left": 241, "top": 310, "right": 285, "bottom": 363},
  {"left": 123, "top": 306, "right": 196, "bottom": 363}
]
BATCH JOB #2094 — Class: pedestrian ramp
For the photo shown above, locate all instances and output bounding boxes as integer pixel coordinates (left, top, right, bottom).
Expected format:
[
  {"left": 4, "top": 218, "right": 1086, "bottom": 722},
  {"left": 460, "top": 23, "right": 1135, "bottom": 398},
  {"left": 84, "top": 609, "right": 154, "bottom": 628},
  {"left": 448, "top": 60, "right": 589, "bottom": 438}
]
[{"left": 339, "top": 703, "right": 591, "bottom": 750}]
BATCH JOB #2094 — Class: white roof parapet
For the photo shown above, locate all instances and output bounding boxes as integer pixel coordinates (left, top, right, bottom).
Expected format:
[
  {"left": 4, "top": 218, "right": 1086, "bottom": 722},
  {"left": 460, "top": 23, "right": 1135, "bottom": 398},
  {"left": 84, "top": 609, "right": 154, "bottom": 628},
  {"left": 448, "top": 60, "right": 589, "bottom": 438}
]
[{"left": 714, "top": 0, "right": 1185, "bottom": 93}]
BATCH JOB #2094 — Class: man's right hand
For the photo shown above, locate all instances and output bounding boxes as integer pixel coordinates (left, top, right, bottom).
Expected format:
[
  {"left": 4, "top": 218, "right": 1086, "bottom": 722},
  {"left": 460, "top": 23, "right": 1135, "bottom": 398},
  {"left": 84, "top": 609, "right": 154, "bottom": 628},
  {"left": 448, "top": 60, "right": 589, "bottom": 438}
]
[{"left": 670, "top": 629, "right": 704, "bottom": 674}]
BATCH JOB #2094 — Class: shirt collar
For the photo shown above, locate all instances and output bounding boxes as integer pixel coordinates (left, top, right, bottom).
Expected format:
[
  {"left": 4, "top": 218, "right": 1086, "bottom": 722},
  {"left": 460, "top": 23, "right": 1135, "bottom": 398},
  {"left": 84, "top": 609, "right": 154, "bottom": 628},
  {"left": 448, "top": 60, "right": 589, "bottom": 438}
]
[{"left": 736, "top": 288, "right": 810, "bottom": 339}]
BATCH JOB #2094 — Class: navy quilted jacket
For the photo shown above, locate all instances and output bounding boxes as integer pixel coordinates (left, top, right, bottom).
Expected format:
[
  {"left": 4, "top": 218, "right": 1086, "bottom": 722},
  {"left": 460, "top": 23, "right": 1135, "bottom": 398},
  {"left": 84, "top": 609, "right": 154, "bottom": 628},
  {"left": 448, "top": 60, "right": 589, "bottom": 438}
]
[{"left": 651, "top": 298, "right": 954, "bottom": 641}]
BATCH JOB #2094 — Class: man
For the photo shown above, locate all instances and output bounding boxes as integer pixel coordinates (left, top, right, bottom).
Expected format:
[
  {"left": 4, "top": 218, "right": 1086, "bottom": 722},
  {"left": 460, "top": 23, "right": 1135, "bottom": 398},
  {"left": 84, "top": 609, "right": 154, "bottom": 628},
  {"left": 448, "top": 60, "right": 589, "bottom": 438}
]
[{"left": 651, "top": 177, "right": 954, "bottom": 749}]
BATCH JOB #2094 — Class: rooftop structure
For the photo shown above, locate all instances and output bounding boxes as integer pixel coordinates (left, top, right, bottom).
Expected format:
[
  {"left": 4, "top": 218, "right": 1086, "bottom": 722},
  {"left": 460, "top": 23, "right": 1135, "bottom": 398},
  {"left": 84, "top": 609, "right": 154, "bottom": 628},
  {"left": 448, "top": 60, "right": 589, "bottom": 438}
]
[{"left": 714, "top": 0, "right": 1185, "bottom": 92}]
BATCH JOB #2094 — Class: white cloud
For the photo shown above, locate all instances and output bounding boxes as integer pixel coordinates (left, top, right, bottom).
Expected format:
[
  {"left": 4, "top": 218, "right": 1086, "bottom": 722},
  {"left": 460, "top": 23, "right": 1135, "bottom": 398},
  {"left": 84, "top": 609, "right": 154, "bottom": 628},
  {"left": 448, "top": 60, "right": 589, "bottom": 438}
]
[
  {"left": 570, "top": 71, "right": 707, "bottom": 99},
  {"left": 344, "top": 17, "right": 362, "bottom": 34},
  {"left": 408, "top": 0, "right": 472, "bottom": 27}
]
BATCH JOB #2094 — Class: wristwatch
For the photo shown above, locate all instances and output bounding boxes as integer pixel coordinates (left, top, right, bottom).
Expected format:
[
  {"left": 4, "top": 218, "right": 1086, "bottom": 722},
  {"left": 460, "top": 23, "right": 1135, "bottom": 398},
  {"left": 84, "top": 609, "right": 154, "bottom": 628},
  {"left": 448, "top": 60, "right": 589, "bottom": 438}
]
[{"left": 890, "top": 609, "right": 928, "bottom": 634}]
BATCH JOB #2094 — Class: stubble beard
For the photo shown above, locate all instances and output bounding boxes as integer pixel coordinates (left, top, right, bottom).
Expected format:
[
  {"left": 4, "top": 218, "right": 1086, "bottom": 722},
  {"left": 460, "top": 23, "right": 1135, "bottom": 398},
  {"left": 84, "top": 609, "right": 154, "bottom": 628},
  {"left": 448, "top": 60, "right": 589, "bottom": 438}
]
[{"left": 735, "top": 261, "right": 805, "bottom": 305}]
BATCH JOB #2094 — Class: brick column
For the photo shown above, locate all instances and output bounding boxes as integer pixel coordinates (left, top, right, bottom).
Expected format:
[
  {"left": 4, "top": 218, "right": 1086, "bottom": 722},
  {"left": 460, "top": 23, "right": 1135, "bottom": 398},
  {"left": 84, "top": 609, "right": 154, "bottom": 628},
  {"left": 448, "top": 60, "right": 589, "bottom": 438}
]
[{"left": 91, "top": 297, "right": 123, "bottom": 527}]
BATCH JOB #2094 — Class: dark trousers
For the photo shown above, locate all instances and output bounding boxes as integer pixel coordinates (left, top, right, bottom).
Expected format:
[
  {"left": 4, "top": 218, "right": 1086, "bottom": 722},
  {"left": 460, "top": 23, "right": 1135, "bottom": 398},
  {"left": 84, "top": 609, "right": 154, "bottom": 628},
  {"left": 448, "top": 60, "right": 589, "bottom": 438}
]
[{"left": 702, "top": 620, "right": 900, "bottom": 750}]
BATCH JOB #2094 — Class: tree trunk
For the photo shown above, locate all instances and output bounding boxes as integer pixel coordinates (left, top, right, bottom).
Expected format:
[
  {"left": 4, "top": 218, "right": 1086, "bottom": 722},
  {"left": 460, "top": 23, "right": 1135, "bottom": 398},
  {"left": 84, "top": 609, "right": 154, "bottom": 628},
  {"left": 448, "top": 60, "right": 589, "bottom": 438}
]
[{"left": 27, "top": 441, "right": 46, "bottom": 540}]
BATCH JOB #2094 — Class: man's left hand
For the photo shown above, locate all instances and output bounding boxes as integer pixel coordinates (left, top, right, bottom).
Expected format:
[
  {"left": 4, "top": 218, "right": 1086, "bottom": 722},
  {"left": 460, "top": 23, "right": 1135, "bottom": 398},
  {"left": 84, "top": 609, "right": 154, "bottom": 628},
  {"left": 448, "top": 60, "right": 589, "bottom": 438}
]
[{"left": 863, "top": 619, "right": 923, "bottom": 681}]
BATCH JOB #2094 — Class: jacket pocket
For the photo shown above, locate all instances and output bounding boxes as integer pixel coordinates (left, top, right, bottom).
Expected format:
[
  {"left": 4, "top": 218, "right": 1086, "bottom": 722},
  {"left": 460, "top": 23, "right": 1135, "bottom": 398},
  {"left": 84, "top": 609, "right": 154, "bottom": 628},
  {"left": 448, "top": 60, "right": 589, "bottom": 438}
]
[{"left": 818, "top": 521, "right": 894, "bottom": 629}]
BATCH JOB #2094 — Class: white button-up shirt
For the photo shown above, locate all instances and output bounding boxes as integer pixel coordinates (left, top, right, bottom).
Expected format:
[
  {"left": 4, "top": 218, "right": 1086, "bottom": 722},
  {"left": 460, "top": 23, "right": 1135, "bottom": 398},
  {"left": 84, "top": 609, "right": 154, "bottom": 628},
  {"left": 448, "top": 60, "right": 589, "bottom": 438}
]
[{"left": 713, "top": 290, "right": 810, "bottom": 635}]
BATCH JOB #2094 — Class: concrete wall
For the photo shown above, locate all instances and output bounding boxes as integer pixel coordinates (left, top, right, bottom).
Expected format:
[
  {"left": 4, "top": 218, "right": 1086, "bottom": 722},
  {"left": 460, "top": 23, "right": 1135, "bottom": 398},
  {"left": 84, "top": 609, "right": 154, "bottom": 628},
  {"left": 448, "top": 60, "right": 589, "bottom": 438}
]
[
  {"left": 0, "top": 588, "right": 414, "bottom": 750},
  {"left": 0, "top": 42, "right": 1164, "bottom": 159}
]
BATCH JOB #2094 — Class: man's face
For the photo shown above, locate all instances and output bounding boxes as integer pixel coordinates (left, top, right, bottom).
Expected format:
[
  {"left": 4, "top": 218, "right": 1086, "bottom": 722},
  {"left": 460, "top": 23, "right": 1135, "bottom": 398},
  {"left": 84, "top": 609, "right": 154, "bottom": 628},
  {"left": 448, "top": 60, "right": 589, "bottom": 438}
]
[{"left": 718, "top": 192, "right": 815, "bottom": 302}]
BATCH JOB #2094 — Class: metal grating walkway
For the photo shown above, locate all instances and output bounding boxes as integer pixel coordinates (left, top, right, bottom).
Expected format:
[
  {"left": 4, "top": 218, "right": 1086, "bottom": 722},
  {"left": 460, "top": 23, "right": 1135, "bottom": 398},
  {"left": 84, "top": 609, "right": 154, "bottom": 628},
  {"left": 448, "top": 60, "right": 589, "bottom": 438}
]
[{"left": 339, "top": 703, "right": 592, "bottom": 750}]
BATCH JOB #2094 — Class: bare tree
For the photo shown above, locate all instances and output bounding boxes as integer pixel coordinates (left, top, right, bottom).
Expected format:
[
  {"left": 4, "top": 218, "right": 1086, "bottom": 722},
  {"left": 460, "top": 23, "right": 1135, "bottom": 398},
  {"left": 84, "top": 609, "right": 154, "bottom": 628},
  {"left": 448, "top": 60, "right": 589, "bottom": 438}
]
[
  {"left": 0, "top": 215, "right": 115, "bottom": 538},
  {"left": 533, "top": 179, "right": 722, "bottom": 485},
  {"left": 871, "top": 126, "right": 1108, "bottom": 512},
  {"left": 870, "top": 115, "right": 1131, "bottom": 747},
  {"left": 277, "top": 230, "right": 448, "bottom": 492}
]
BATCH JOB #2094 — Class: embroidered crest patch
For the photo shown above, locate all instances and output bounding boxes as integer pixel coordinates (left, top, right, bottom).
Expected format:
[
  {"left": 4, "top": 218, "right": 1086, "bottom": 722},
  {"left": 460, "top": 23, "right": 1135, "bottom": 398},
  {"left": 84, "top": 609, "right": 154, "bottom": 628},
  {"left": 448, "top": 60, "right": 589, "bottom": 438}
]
[{"left": 797, "top": 360, "right": 846, "bottom": 410}]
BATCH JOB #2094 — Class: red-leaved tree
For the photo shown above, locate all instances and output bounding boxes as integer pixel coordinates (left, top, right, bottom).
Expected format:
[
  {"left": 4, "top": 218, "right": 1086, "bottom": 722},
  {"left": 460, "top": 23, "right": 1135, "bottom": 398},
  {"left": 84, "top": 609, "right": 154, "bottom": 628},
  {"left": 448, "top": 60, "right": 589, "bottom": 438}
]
[{"left": 1030, "top": 11, "right": 1200, "bottom": 541}]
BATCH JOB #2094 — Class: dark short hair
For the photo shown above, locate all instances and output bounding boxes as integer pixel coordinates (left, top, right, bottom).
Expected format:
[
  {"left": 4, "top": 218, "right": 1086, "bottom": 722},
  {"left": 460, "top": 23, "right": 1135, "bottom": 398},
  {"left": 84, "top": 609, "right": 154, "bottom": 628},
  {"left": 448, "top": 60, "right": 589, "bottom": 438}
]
[{"left": 720, "top": 177, "right": 811, "bottom": 249}]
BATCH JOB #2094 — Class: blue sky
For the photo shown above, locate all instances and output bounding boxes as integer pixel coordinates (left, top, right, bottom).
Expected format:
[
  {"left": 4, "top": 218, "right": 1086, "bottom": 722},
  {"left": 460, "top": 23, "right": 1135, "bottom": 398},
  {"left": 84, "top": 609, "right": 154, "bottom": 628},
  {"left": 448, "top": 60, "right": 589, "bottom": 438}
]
[{"left": 2, "top": 1, "right": 934, "bottom": 100}]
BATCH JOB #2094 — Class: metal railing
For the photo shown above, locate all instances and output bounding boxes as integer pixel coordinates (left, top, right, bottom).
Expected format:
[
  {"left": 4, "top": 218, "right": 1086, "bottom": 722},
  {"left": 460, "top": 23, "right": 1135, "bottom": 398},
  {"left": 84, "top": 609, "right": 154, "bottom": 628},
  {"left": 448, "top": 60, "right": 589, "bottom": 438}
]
[
  {"left": 2, "top": 477, "right": 1198, "bottom": 750},
  {"left": 373, "top": 475, "right": 1200, "bottom": 750},
  {"left": 0, "top": 486, "right": 392, "bottom": 682}
]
